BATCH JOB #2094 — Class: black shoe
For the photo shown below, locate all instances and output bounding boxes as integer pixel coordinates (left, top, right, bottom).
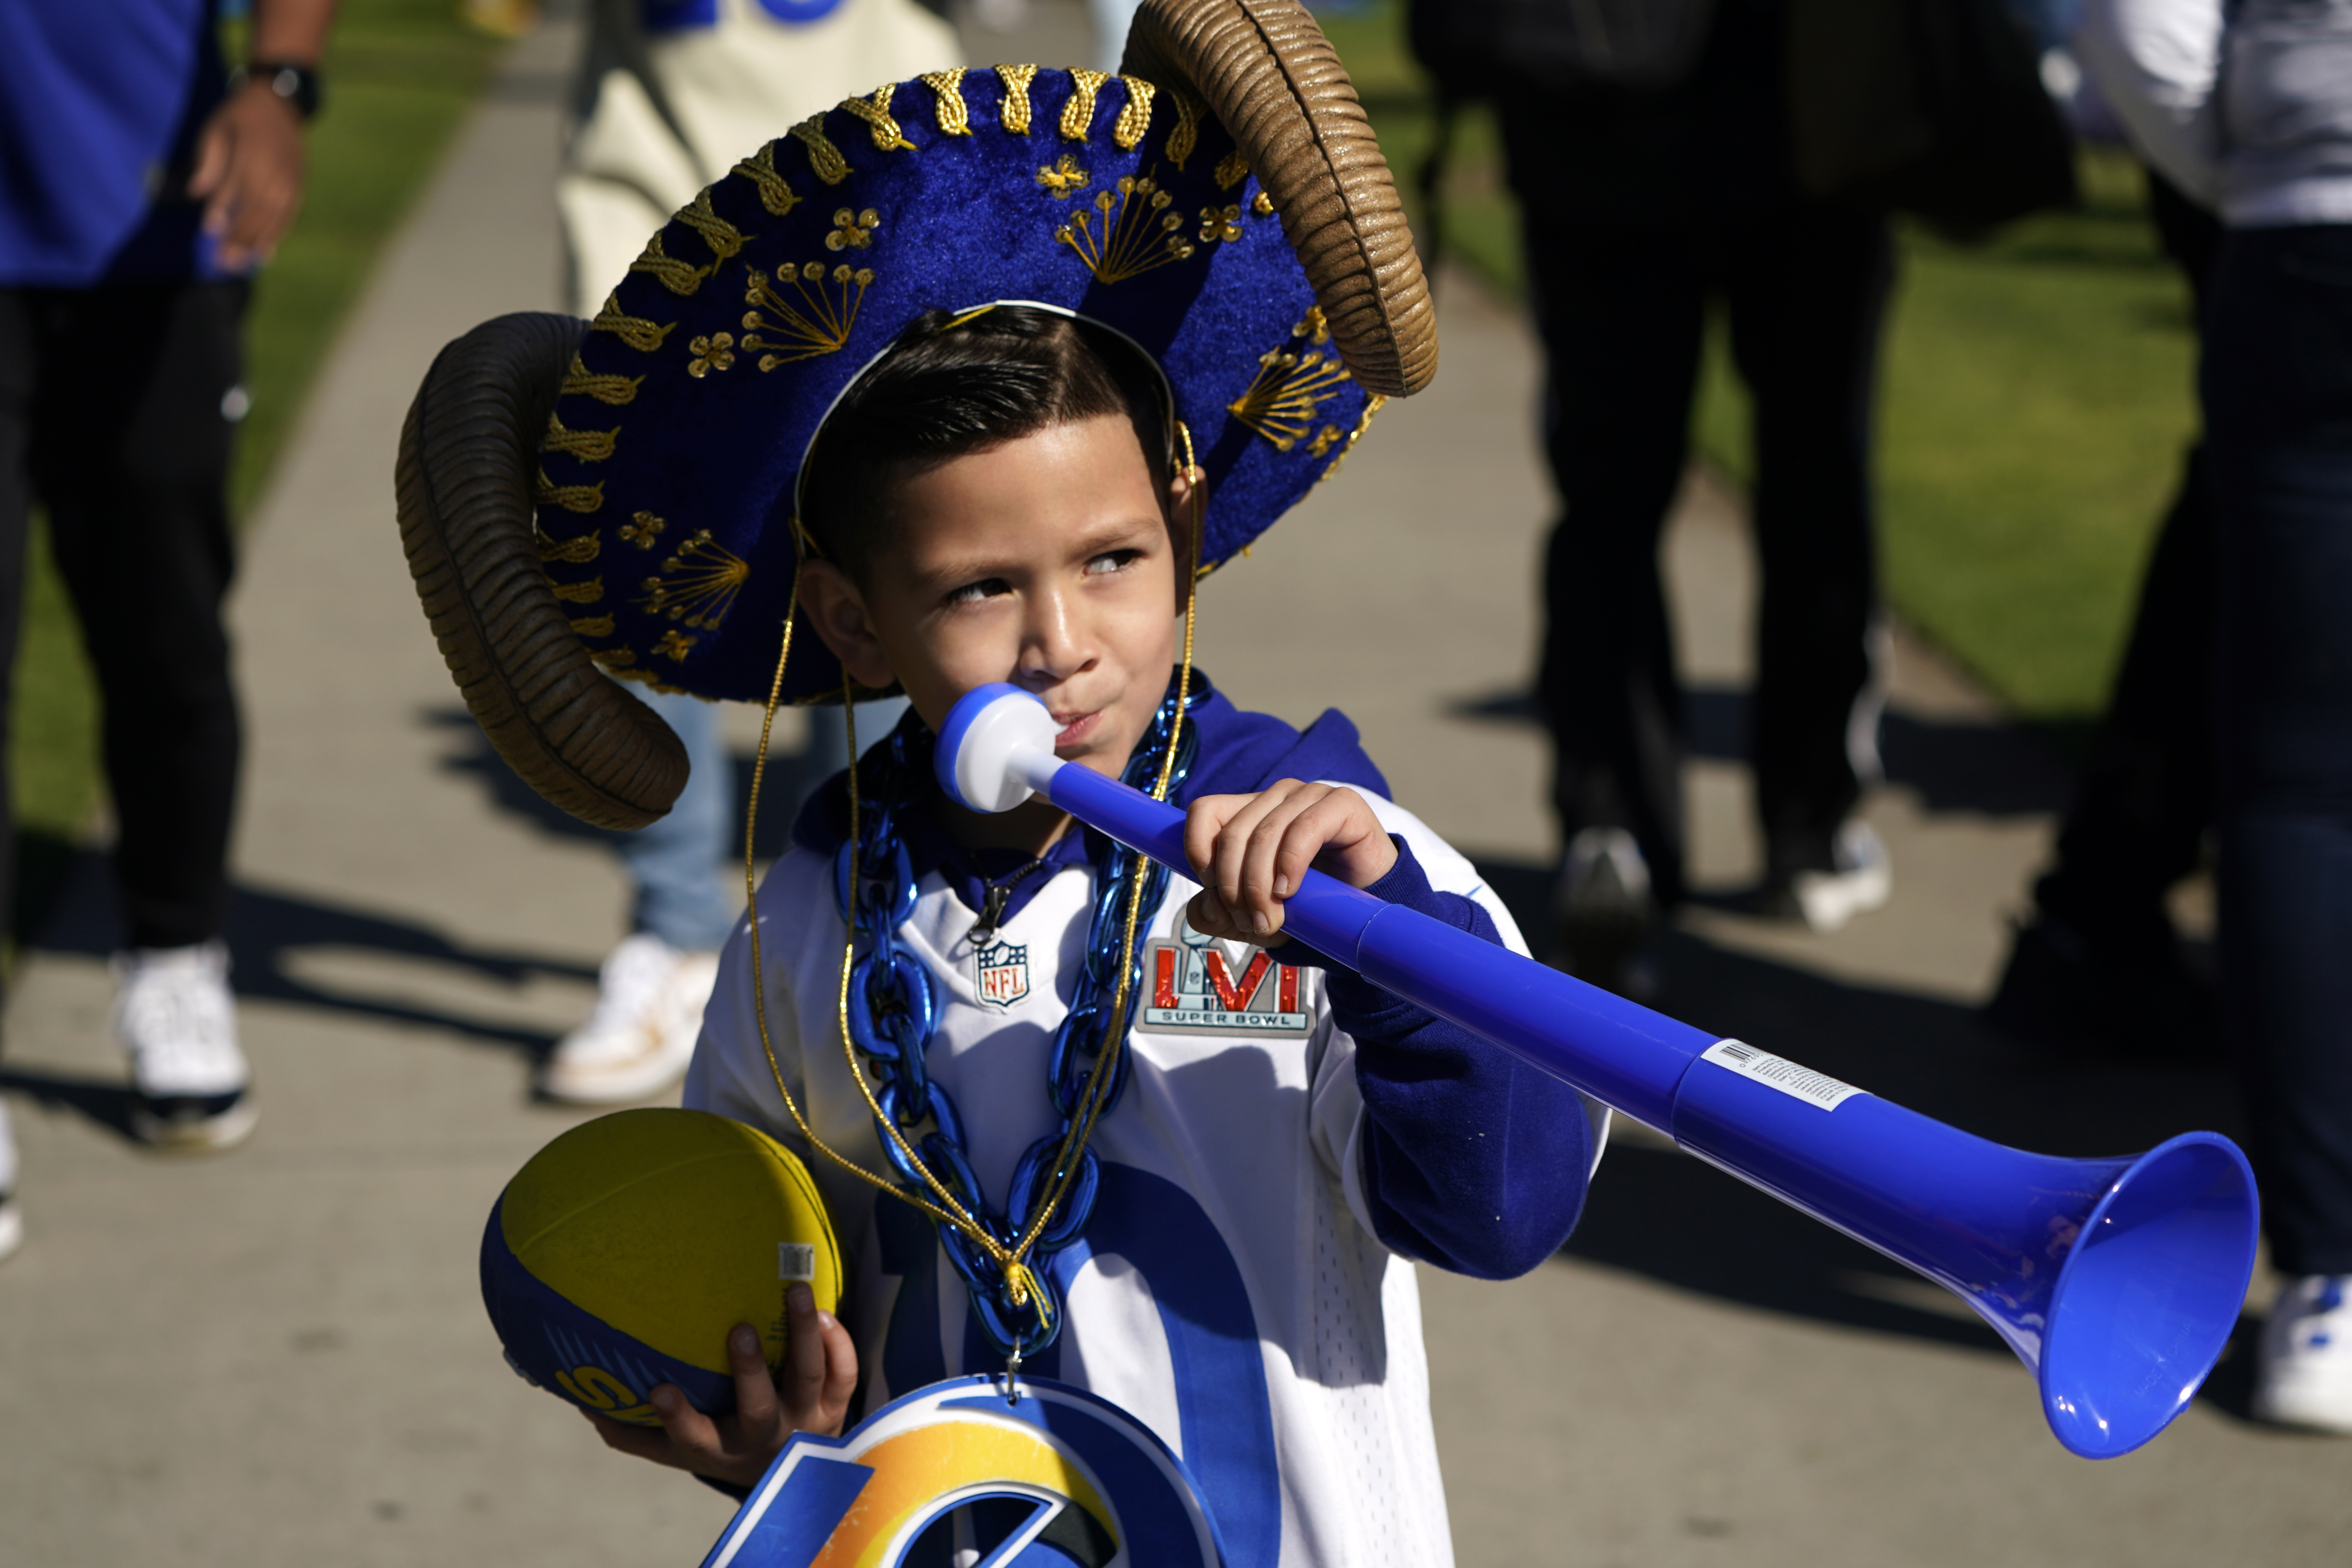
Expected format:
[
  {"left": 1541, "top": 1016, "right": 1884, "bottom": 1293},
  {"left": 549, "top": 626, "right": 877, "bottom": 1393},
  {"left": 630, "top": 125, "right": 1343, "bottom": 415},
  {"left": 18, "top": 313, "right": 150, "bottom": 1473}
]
[{"left": 1983, "top": 915, "right": 2223, "bottom": 1063}]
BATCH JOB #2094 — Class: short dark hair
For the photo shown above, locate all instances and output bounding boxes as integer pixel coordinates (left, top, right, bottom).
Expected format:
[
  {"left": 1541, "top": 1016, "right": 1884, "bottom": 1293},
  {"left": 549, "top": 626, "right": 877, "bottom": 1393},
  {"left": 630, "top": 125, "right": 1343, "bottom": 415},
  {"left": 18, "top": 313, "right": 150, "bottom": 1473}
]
[{"left": 797, "top": 305, "right": 1174, "bottom": 582}]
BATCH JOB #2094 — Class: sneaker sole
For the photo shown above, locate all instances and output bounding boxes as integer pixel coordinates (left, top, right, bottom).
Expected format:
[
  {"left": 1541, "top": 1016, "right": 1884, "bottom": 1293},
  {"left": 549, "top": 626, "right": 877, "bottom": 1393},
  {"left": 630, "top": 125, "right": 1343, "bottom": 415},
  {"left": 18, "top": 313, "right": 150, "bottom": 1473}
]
[
  {"left": 1791, "top": 863, "right": 1893, "bottom": 934},
  {"left": 537, "top": 1040, "right": 696, "bottom": 1107},
  {"left": 131, "top": 1096, "right": 260, "bottom": 1152}
]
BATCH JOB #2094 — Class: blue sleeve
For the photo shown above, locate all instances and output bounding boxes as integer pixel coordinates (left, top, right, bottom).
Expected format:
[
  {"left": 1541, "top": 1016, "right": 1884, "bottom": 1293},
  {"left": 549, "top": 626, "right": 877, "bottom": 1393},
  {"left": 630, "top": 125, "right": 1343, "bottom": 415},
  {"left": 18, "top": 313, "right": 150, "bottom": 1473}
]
[{"left": 1320, "top": 839, "right": 1594, "bottom": 1280}]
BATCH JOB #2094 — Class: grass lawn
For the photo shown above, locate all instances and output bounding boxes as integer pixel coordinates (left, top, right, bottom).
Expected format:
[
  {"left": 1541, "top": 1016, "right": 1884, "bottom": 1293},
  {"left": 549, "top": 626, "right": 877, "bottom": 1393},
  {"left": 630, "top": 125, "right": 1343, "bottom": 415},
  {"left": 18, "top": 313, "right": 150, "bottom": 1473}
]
[
  {"left": 10, "top": 0, "right": 505, "bottom": 938},
  {"left": 1317, "top": 1, "right": 2199, "bottom": 728}
]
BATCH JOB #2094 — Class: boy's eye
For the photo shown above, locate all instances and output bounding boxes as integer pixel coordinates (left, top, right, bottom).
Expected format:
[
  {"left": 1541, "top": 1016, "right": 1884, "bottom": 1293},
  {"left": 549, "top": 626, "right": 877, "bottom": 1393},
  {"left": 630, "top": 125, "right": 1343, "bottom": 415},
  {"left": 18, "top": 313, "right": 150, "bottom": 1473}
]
[
  {"left": 1084, "top": 549, "right": 1144, "bottom": 576},
  {"left": 946, "top": 577, "right": 1011, "bottom": 605}
]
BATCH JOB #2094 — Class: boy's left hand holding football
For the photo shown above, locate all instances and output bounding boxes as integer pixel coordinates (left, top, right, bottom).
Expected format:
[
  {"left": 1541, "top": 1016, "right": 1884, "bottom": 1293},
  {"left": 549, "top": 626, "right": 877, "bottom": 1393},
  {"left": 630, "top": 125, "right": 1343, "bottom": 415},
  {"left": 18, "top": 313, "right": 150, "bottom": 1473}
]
[
  {"left": 1184, "top": 780, "right": 1397, "bottom": 944},
  {"left": 583, "top": 1283, "right": 857, "bottom": 1488}
]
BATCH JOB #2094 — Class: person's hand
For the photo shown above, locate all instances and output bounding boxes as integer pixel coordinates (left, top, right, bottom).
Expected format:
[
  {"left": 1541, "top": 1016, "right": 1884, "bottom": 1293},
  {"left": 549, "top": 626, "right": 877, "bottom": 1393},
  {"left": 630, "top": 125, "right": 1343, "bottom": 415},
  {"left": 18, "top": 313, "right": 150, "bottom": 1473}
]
[
  {"left": 186, "top": 79, "right": 307, "bottom": 269},
  {"left": 584, "top": 1285, "right": 858, "bottom": 1488},
  {"left": 1183, "top": 780, "right": 1397, "bottom": 944}
]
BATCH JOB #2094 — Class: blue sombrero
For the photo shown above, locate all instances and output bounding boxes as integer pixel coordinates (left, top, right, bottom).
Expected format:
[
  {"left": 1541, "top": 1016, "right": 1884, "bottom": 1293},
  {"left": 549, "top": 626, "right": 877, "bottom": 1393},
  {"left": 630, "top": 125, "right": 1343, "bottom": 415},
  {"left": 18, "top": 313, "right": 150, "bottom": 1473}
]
[{"left": 397, "top": 0, "right": 1434, "bottom": 829}]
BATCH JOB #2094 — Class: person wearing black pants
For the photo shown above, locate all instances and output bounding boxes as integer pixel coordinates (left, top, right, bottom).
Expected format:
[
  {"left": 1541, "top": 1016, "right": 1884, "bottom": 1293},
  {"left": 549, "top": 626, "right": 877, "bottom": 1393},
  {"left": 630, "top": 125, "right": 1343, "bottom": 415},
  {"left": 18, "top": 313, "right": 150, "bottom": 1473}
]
[
  {"left": 1985, "top": 171, "right": 2222, "bottom": 1059},
  {"left": 1497, "top": 0, "right": 1895, "bottom": 994},
  {"left": 2203, "top": 220, "right": 2352, "bottom": 1429},
  {"left": 0, "top": 0, "right": 336, "bottom": 1256}
]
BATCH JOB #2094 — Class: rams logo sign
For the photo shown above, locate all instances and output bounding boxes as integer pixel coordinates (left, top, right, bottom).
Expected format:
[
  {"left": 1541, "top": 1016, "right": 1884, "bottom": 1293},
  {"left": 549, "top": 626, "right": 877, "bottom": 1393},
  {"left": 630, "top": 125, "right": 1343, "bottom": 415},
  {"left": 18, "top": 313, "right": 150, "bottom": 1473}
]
[{"left": 700, "top": 1377, "right": 1223, "bottom": 1568}]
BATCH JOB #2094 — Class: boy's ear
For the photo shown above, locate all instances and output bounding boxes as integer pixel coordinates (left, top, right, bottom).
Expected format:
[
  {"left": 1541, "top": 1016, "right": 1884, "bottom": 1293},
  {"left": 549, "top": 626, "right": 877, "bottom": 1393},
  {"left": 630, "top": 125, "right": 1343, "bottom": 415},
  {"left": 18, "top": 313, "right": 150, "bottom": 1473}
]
[
  {"left": 797, "top": 559, "right": 897, "bottom": 691},
  {"left": 1165, "top": 463, "right": 1203, "bottom": 609}
]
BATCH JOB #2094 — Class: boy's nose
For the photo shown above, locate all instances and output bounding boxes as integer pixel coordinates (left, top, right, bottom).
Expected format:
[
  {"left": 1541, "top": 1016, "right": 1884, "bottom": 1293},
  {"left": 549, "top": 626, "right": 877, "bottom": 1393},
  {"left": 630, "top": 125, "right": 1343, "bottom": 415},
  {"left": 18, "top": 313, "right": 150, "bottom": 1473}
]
[{"left": 1017, "top": 590, "right": 1094, "bottom": 684}]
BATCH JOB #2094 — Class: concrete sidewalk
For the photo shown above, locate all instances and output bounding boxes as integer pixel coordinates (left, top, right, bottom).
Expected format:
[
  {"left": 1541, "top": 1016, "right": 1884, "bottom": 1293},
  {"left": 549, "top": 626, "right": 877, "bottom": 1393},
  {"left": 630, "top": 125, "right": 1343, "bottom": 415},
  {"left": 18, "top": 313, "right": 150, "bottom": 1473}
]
[{"left": 2, "top": 7, "right": 2345, "bottom": 1566}]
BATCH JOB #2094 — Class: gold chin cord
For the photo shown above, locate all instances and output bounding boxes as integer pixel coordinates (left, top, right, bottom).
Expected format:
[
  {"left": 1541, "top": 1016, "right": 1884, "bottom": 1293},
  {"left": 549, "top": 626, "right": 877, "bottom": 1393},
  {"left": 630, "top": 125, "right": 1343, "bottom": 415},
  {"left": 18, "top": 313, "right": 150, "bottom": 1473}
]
[{"left": 738, "top": 425, "right": 1206, "bottom": 1377}]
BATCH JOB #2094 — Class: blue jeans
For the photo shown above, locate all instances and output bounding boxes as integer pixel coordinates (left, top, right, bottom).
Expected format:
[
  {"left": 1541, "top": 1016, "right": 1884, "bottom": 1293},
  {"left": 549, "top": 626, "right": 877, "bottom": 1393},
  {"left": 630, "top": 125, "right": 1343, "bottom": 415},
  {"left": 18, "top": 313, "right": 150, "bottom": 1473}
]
[
  {"left": 615, "top": 687, "right": 738, "bottom": 953},
  {"left": 613, "top": 690, "right": 913, "bottom": 952},
  {"left": 2204, "top": 223, "right": 2352, "bottom": 1276}
]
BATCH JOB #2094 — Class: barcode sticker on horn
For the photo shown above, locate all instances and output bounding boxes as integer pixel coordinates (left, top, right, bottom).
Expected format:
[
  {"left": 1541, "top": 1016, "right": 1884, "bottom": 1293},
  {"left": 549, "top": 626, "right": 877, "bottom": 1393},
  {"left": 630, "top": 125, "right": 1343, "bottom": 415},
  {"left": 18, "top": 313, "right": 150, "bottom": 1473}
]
[
  {"left": 1699, "top": 1040, "right": 1866, "bottom": 1111},
  {"left": 779, "top": 1243, "right": 817, "bottom": 1282}
]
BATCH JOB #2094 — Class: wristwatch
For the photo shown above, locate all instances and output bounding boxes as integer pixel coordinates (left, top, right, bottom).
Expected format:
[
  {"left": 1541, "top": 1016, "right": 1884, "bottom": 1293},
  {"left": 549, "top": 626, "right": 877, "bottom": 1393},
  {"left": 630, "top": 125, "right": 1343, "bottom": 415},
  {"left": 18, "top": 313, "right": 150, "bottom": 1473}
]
[{"left": 241, "top": 61, "right": 323, "bottom": 120}]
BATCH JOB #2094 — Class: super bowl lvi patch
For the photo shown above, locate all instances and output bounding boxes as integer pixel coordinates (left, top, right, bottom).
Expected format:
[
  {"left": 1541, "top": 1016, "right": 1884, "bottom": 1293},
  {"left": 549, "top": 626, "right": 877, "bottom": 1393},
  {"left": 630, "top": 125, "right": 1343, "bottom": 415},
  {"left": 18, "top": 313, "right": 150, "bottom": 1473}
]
[
  {"left": 974, "top": 940, "right": 1030, "bottom": 1009},
  {"left": 1144, "top": 915, "right": 1312, "bottom": 1036}
]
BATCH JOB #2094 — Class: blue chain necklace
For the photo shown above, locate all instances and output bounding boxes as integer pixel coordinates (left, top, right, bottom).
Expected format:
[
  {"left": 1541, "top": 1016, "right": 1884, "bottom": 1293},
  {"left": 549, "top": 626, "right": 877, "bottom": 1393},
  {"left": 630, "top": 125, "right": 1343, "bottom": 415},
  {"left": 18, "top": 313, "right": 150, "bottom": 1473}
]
[{"left": 834, "top": 673, "right": 1207, "bottom": 1361}]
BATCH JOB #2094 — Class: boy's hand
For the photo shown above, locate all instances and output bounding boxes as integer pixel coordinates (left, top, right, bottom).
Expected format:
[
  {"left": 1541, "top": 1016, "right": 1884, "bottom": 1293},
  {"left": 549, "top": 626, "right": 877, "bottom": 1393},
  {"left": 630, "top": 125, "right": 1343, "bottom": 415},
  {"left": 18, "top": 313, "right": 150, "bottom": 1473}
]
[
  {"left": 584, "top": 1284, "right": 857, "bottom": 1488},
  {"left": 1184, "top": 780, "right": 1396, "bottom": 944}
]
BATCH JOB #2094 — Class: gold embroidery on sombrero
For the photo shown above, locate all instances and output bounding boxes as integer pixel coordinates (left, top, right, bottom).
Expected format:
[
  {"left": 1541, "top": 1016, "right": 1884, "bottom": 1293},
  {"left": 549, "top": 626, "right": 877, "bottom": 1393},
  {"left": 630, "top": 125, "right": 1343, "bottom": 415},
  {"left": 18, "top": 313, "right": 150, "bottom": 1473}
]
[
  {"left": 1165, "top": 89, "right": 1202, "bottom": 169},
  {"left": 568, "top": 614, "right": 616, "bottom": 637},
  {"left": 561, "top": 354, "right": 643, "bottom": 406},
  {"left": 534, "top": 469, "right": 604, "bottom": 512},
  {"left": 1252, "top": 189, "right": 1274, "bottom": 216},
  {"left": 688, "top": 332, "right": 737, "bottom": 377},
  {"left": 1296, "top": 305, "right": 1330, "bottom": 343},
  {"left": 1227, "top": 343, "right": 1352, "bottom": 452},
  {"left": 789, "top": 115, "right": 853, "bottom": 184},
  {"left": 995, "top": 64, "right": 1038, "bottom": 133},
  {"left": 629, "top": 232, "right": 712, "bottom": 297},
  {"left": 1197, "top": 204, "right": 1242, "bottom": 244},
  {"left": 542, "top": 412, "right": 617, "bottom": 462},
  {"left": 1062, "top": 68, "right": 1107, "bottom": 140},
  {"left": 731, "top": 143, "right": 802, "bottom": 217},
  {"left": 637, "top": 530, "right": 749, "bottom": 630},
  {"left": 655, "top": 628, "right": 699, "bottom": 662},
  {"left": 1317, "top": 393, "right": 1387, "bottom": 483},
  {"left": 536, "top": 529, "right": 600, "bottom": 563},
  {"left": 1307, "top": 425, "right": 1341, "bottom": 457},
  {"left": 674, "top": 190, "right": 752, "bottom": 265},
  {"left": 742, "top": 263, "right": 873, "bottom": 368},
  {"left": 589, "top": 294, "right": 675, "bottom": 352},
  {"left": 621, "top": 512, "right": 665, "bottom": 550},
  {"left": 1055, "top": 173, "right": 1194, "bottom": 284},
  {"left": 1036, "top": 153, "right": 1089, "bottom": 198},
  {"left": 591, "top": 646, "right": 637, "bottom": 667},
  {"left": 1113, "top": 77, "right": 1156, "bottom": 149},
  {"left": 1214, "top": 148, "right": 1250, "bottom": 190},
  {"left": 922, "top": 70, "right": 971, "bottom": 135},
  {"left": 827, "top": 208, "right": 879, "bottom": 250},
  {"left": 840, "top": 85, "right": 916, "bottom": 153},
  {"left": 548, "top": 575, "right": 604, "bottom": 604}
]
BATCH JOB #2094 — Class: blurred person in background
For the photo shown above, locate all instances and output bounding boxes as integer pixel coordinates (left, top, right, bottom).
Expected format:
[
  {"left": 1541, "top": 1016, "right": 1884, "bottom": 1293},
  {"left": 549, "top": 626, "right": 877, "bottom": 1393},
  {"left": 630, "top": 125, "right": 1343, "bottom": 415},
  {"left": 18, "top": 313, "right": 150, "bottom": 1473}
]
[
  {"left": 534, "top": 0, "right": 950, "bottom": 1106},
  {"left": 0, "top": 0, "right": 339, "bottom": 1255},
  {"left": 1984, "top": 161, "right": 2221, "bottom": 1062},
  {"left": 2081, "top": 0, "right": 2352, "bottom": 1433},
  {"left": 1412, "top": 0, "right": 1897, "bottom": 998}
]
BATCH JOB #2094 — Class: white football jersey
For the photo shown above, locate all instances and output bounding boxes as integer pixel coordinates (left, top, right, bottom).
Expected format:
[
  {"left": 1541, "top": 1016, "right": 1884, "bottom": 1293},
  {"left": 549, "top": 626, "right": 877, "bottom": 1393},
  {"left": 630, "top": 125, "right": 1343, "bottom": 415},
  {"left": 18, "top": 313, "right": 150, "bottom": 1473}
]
[{"left": 686, "top": 788, "right": 1584, "bottom": 1568}]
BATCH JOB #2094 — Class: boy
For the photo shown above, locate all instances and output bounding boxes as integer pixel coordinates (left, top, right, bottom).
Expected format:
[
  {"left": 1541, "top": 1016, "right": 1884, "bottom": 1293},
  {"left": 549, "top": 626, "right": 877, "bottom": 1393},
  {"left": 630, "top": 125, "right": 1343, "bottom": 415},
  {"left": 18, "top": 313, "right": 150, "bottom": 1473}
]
[
  {"left": 398, "top": 20, "right": 1603, "bottom": 1562},
  {"left": 590, "top": 312, "right": 1599, "bottom": 1568}
]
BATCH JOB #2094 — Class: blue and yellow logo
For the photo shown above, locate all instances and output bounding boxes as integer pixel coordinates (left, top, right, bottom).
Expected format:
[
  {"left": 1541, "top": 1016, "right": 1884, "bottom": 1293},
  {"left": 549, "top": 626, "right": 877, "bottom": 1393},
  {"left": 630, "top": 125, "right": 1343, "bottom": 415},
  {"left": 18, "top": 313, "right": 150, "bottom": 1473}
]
[{"left": 699, "top": 1377, "right": 1223, "bottom": 1568}]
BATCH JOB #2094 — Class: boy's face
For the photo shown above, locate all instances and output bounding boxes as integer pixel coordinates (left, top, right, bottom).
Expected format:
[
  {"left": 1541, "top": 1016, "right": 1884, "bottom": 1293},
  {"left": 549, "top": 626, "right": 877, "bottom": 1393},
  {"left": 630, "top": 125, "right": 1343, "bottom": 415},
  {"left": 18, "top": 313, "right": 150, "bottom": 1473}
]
[{"left": 801, "top": 413, "right": 1190, "bottom": 796}]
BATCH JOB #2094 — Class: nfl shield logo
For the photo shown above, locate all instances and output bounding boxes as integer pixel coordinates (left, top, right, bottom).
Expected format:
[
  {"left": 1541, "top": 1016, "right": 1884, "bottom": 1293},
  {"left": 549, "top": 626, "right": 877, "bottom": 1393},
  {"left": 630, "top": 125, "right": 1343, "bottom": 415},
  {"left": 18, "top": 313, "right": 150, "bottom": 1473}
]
[{"left": 974, "top": 940, "right": 1029, "bottom": 1009}]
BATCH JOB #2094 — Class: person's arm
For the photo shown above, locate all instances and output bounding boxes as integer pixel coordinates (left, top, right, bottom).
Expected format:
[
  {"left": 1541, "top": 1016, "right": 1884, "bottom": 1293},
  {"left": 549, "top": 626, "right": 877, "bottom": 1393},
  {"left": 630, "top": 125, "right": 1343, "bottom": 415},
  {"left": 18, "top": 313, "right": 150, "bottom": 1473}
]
[
  {"left": 1185, "top": 788, "right": 1595, "bottom": 1278},
  {"left": 2074, "top": 0, "right": 2227, "bottom": 209},
  {"left": 188, "top": 0, "right": 339, "bottom": 268}
]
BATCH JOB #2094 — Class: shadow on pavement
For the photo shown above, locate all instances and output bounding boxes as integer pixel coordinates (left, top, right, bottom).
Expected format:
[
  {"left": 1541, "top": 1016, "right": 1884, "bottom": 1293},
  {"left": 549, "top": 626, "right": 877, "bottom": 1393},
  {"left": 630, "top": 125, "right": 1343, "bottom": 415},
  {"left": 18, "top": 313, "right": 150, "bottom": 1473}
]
[
  {"left": 426, "top": 705, "right": 831, "bottom": 860},
  {"left": 1471, "top": 850, "right": 2261, "bottom": 1426},
  {"left": 22, "top": 844, "right": 596, "bottom": 1088},
  {"left": 1452, "top": 683, "right": 2082, "bottom": 818}
]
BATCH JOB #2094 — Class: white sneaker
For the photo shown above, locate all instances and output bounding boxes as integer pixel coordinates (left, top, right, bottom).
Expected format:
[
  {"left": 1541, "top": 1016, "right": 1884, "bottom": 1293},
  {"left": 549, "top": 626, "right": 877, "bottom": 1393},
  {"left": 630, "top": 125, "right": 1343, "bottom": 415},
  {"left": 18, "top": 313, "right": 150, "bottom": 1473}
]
[
  {"left": 0, "top": 1103, "right": 21, "bottom": 1263},
  {"left": 115, "top": 940, "right": 258, "bottom": 1151},
  {"left": 539, "top": 933, "right": 720, "bottom": 1105},
  {"left": 2253, "top": 1274, "right": 2352, "bottom": 1433},
  {"left": 1786, "top": 820, "right": 1893, "bottom": 933}
]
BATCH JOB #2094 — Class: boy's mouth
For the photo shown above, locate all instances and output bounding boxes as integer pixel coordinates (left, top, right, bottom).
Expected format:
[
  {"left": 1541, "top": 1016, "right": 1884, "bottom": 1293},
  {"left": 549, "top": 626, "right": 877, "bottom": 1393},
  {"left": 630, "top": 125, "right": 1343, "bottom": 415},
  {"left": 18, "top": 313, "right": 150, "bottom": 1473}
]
[{"left": 1052, "top": 708, "right": 1102, "bottom": 749}]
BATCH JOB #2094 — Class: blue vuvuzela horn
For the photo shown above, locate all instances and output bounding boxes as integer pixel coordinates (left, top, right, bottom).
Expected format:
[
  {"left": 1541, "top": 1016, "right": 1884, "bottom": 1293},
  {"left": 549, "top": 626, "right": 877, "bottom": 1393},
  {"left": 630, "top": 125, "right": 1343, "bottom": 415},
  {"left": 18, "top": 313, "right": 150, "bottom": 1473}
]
[{"left": 935, "top": 683, "right": 2258, "bottom": 1459}]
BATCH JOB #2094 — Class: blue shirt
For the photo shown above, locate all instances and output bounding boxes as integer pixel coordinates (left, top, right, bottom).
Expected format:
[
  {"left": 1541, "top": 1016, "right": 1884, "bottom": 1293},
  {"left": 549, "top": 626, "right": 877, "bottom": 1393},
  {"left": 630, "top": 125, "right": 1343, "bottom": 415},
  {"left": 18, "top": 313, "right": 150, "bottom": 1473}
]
[{"left": 0, "top": 0, "right": 231, "bottom": 286}]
